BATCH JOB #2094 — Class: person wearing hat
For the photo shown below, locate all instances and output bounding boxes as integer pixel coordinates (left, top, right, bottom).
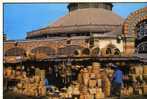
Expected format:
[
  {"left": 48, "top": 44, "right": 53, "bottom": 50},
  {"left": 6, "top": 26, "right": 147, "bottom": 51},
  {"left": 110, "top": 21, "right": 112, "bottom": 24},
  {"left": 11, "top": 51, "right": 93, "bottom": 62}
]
[{"left": 110, "top": 63, "right": 123, "bottom": 97}]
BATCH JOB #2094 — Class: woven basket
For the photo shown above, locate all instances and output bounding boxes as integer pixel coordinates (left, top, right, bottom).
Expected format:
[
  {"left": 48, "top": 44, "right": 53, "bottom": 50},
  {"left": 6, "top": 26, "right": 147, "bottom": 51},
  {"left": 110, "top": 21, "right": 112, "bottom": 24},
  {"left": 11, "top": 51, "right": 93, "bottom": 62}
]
[
  {"left": 5, "top": 67, "right": 12, "bottom": 77},
  {"left": 88, "top": 79, "right": 97, "bottom": 88},
  {"left": 82, "top": 69, "right": 89, "bottom": 86},
  {"left": 95, "top": 88, "right": 104, "bottom": 99},
  {"left": 143, "top": 85, "right": 147, "bottom": 95},
  {"left": 143, "top": 74, "right": 147, "bottom": 81},
  {"left": 87, "top": 66, "right": 92, "bottom": 73},
  {"left": 91, "top": 62, "right": 100, "bottom": 73},
  {"left": 143, "top": 66, "right": 147, "bottom": 74}
]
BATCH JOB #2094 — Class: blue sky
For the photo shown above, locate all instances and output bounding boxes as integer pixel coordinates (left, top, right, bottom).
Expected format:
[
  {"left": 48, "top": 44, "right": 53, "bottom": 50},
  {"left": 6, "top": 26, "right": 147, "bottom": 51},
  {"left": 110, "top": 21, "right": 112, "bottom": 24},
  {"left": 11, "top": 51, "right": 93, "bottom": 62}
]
[{"left": 4, "top": 3, "right": 147, "bottom": 40}]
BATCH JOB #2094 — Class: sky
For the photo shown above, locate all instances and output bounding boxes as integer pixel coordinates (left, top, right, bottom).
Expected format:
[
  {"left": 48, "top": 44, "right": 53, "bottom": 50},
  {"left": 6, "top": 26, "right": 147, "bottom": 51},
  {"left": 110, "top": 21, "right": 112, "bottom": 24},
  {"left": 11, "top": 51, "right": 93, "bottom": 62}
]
[{"left": 3, "top": 3, "right": 147, "bottom": 40}]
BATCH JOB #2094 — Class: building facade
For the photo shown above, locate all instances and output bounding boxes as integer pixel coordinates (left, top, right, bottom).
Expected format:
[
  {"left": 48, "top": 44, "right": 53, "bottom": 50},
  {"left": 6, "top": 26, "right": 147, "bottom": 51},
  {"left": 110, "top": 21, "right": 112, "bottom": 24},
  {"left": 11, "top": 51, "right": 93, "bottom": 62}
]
[{"left": 3, "top": 3, "right": 147, "bottom": 63}]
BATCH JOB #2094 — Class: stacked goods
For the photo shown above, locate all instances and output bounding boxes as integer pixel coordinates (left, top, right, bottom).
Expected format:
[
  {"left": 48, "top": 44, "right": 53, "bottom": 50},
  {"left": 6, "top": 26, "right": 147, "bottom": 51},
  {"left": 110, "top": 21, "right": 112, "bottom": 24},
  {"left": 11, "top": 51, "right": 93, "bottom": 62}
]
[
  {"left": 134, "top": 65, "right": 143, "bottom": 79},
  {"left": 6, "top": 63, "right": 147, "bottom": 98},
  {"left": 127, "top": 65, "right": 143, "bottom": 88},
  {"left": 6, "top": 67, "right": 47, "bottom": 96},
  {"left": 129, "top": 65, "right": 143, "bottom": 82},
  {"left": 143, "top": 84, "right": 147, "bottom": 95},
  {"left": 35, "top": 68, "right": 40, "bottom": 76},
  {"left": 82, "top": 68, "right": 89, "bottom": 86},
  {"left": 4, "top": 67, "right": 12, "bottom": 77},
  {"left": 13, "top": 75, "right": 47, "bottom": 96},
  {"left": 78, "top": 62, "right": 105, "bottom": 98},
  {"left": 80, "top": 86, "right": 91, "bottom": 99},
  {"left": 15, "top": 67, "right": 22, "bottom": 80},
  {"left": 35, "top": 68, "right": 45, "bottom": 80},
  {"left": 66, "top": 86, "right": 73, "bottom": 98},
  {"left": 40, "top": 70, "right": 45, "bottom": 80},
  {"left": 102, "top": 74, "right": 111, "bottom": 97},
  {"left": 143, "top": 65, "right": 147, "bottom": 95},
  {"left": 121, "top": 86, "right": 134, "bottom": 96},
  {"left": 143, "top": 65, "right": 147, "bottom": 81},
  {"left": 4, "top": 66, "right": 24, "bottom": 80},
  {"left": 72, "top": 82, "right": 80, "bottom": 96},
  {"left": 77, "top": 69, "right": 83, "bottom": 84},
  {"left": 39, "top": 80, "right": 46, "bottom": 96},
  {"left": 120, "top": 64, "right": 147, "bottom": 96},
  {"left": 95, "top": 88, "right": 105, "bottom": 99},
  {"left": 56, "top": 62, "right": 107, "bottom": 98}
]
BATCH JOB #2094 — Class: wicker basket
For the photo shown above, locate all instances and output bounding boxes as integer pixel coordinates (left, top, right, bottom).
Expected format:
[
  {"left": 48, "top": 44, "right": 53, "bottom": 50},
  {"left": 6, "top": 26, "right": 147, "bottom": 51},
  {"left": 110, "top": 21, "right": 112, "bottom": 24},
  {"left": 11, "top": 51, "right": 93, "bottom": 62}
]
[
  {"left": 88, "top": 79, "right": 97, "bottom": 88},
  {"left": 143, "top": 85, "right": 147, "bottom": 95},
  {"left": 5, "top": 67, "right": 12, "bottom": 77},
  {"left": 82, "top": 68, "right": 89, "bottom": 86},
  {"left": 143, "top": 74, "right": 147, "bottom": 81},
  {"left": 143, "top": 66, "right": 147, "bottom": 74},
  {"left": 95, "top": 88, "right": 104, "bottom": 99},
  {"left": 104, "top": 78, "right": 111, "bottom": 97},
  {"left": 91, "top": 62, "right": 100, "bottom": 74},
  {"left": 87, "top": 66, "right": 92, "bottom": 73}
]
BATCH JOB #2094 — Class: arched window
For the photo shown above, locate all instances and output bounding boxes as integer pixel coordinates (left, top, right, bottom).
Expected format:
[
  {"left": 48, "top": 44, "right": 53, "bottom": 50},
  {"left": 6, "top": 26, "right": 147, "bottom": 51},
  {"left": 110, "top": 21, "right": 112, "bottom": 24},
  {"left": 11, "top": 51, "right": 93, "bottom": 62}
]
[
  {"left": 92, "top": 47, "right": 100, "bottom": 56},
  {"left": 106, "top": 48, "right": 112, "bottom": 55},
  {"left": 106, "top": 44, "right": 116, "bottom": 55},
  {"left": 5, "top": 47, "right": 26, "bottom": 56},
  {"left": 113, "top": 48, "right": 121, "bottom": 55},
  {"left": 137, "top": 42, "right": 147, "bottom": 53},
  {"left": 103, "top": 44, "right": 121, "bottom": 56},
  {"left": 82, "top": 48, "right": 90, "bottom": 55},
  {"left": 136, "top": 19, "right": 147, "bottom": 40},
  {"left": 31, "top": 46, "right": 55, "bottom": 55},
  {"left": 58, "top": 45, "right": 82, "bottom": 56}
]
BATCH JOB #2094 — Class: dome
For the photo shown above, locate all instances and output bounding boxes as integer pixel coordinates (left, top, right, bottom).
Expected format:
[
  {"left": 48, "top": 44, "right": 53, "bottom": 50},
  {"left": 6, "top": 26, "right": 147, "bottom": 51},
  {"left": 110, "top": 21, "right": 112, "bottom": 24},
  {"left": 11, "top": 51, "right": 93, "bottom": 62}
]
[
  {"left": 27, "top": 3, "right": 124, "bottom": 39},
  {"left": 51, "top": 8, "right": 124, "bottom": 27}
]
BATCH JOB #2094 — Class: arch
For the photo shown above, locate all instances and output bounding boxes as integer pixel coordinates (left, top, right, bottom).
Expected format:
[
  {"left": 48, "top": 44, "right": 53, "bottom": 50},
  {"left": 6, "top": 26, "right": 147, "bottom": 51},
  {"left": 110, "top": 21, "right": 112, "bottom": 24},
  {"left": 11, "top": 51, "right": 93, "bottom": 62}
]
[
  {"left": 106, "top": 43, "right": 116, "bottom": 49},
  {"left": 136, "top": 19, "right": 147, "bottom": 39},
  {"left": 106, "top": 48, "right": 112, "bottom": 55},
  {"left": 58, "top": 45, "right": 83, "bottom": 56},
  {"left": 105, "top": 43, "right": 116, "bottom": 55},
  {"left": 137, "top": 42, "right": 147, "bottom": 53},
  {"left": 31, "top": 46, "right": 55, "bottom": 55},
  {"left": 123, "top": 7, "right": 147, "bottom": 35},
  {"left": 81, "top": 48, "right": 90, "bottom": 56},
  {"left": 73, "top": 49, "right": 81, "bottom": 56},
  {"left": 91, "top": 47, "right": 100, "bottom": 56},
  {"left": 101, "top": 43, "right": 121, "bottom": 56},
  {"left": 5, "top": 47, "right": 26, "bottom": 56},
  {"left": 113, "top": 48, "right": 121, "bottom": 55}
]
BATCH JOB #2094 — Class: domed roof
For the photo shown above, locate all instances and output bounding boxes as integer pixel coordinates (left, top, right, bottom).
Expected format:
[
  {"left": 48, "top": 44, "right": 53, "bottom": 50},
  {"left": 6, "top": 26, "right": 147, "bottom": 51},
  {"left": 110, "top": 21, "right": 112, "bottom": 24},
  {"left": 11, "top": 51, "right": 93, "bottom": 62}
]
[
  {"left": 51, "top": 8, "right": 124, "bottom": 27},
  {"left": 27, "top": 3, "right": 124, "bottom": 39}
]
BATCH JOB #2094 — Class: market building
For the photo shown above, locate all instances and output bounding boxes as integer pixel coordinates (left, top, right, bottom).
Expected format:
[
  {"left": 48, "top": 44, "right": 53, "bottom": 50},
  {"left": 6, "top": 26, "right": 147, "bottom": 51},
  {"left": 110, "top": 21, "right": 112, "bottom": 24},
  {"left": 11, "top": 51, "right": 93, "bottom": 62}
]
[
  {"left": 4, "top": 3, "right": 147, "bottom": 62},
  {"left": 3, "top": 3, "right": 147, "bottom": 98}
]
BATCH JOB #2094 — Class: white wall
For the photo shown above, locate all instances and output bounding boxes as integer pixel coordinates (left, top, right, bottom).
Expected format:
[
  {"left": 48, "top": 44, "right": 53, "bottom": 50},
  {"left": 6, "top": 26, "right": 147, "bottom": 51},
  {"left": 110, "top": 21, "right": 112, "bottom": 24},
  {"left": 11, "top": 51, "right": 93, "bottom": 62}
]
[{"left": 94, "top": 38, "right": 124, "bottom": 53}]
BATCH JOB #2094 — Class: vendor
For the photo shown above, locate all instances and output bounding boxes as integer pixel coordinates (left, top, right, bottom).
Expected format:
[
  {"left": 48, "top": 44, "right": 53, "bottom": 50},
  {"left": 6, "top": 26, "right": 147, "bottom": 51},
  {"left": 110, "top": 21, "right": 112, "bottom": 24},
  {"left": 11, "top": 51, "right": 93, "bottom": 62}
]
[{"left": 110, "top": 63, "right": 123, "bottom": 97}]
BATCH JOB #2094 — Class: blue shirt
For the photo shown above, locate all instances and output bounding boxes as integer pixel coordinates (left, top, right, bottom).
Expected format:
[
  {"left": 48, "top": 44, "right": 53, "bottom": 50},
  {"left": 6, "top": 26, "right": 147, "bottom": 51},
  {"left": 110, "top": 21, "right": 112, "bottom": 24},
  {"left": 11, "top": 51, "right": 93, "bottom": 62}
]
[
  {"left": 112, "top": 69, "right": 123, "bottom": 85},
  {"left": 44, "top": 78, "right": 49, "bottom": 86}
]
